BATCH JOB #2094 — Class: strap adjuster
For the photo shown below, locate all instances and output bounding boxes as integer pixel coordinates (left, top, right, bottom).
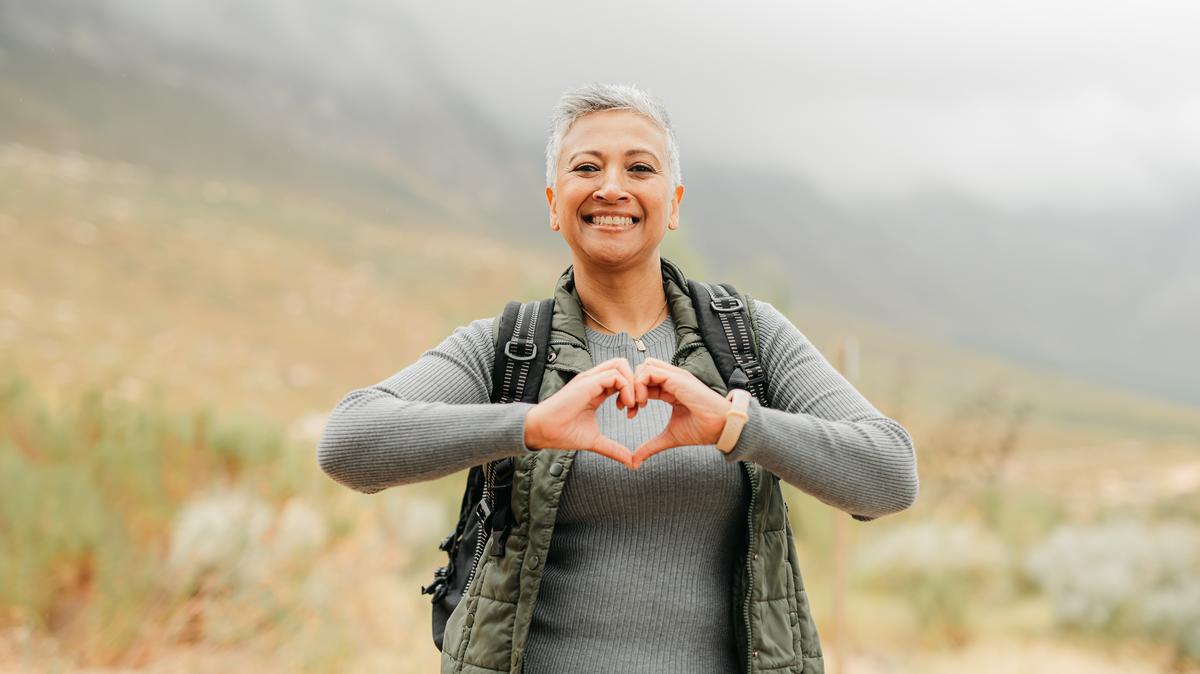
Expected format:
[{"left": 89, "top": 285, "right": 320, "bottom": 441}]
[
  {"left": 711, "top": 297, "right": 745, "bottom": 313},
  {"left": 503, "top": 338, "right": 538, "bottom": 361},
  {"left": 476, "top": 499, "right": 494, "bottom": 527},
  {"left": 742, "top": 360, "right": 767, "bottom": 385}
]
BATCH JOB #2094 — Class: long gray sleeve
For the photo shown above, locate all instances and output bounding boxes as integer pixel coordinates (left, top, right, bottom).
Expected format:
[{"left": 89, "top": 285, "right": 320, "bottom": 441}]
[
  {"left": 721, "top": 301, "right": 919, "bottom": 520},
  {"left": 316, "top": 318, "right": 536, "bottom": 494},
  {"left": 317, "top": 301, "right": 918, "bottom": 517}
]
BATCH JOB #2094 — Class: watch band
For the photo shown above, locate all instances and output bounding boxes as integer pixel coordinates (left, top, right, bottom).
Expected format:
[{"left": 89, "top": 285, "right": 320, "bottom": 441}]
[{"left": 716, "top": 388, "right": 751, "bottom": 453}]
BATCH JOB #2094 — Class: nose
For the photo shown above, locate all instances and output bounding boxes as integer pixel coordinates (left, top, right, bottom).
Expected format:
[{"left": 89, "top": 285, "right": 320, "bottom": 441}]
[{"left": 592, "top": 165, "right": 630, "bottom": 203}]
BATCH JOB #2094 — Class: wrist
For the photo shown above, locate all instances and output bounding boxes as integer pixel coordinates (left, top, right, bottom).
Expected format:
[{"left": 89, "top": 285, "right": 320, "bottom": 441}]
[
  {"left": 522, "top": 405, "right": 544, "bottom": 451},
  {"left": 716, "top": 389, "right": 751, "bottom": 453}
]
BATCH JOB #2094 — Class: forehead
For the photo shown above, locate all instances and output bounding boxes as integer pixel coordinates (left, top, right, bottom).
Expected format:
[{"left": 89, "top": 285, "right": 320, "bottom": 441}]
[{"left": 559, "top": 109, "right": 668, "bottom": 161}]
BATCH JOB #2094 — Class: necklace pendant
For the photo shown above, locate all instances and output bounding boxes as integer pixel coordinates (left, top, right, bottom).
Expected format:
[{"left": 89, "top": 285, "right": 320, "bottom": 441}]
[{"left": 634, "top": 338, "right": 646, "bottom": 352}]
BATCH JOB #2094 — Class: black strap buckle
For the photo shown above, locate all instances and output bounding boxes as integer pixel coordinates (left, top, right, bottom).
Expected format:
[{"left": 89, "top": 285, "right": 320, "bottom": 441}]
[
  {"left": 711, "top": 297, "right": 745, "bottom": 313},
  {"left": 503, "top": 337, "right": 538, "bottom": 361},
  {"left": 421, "top": 572, "right": 446, "bottom": 595},
  {"left": 476, "top": 499, "right": 494, "bottom": 528}
]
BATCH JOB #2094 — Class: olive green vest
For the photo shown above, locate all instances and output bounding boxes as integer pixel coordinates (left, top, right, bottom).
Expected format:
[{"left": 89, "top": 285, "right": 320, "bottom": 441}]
[{"left": 440, "top": 259, "right": 824, "bottom": 673}]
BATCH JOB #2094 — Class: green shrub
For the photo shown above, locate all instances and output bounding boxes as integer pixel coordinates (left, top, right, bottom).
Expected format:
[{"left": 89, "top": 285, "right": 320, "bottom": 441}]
[{"left": 0, "top": 373, "right": 317, "bottom": 662}]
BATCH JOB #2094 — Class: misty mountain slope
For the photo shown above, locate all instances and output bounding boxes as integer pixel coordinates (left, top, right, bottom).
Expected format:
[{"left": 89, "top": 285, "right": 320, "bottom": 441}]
[
  {"left": 681, "top": 164, "right": 1200, "bottom": 405},
  {"left": 0, "top": 0, "right": 547, "bottom": 232},
  {"left": 2, "top": 0, "right": 1196, "bottom": 407}
]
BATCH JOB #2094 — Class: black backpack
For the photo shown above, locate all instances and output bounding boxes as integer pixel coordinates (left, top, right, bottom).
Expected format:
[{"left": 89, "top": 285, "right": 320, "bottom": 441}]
[{"left": 420, "top": 282, "right": 769, "bottom": 651}]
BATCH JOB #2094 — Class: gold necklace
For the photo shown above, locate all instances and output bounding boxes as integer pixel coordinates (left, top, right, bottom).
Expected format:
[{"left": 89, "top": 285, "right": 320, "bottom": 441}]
[{"left": 581, "top": 300, "right": 668, "bottom": 352}]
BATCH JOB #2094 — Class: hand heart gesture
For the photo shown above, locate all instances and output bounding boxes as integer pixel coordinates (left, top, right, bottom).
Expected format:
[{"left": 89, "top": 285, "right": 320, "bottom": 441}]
[{"left": 522, "top": 357, "right": 733, "bottom": 470}]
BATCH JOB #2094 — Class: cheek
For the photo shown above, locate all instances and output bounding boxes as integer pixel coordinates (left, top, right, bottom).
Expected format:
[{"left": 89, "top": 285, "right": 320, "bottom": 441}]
[{"left": 558, "top": 186, "right": 588, "bottom": 214}]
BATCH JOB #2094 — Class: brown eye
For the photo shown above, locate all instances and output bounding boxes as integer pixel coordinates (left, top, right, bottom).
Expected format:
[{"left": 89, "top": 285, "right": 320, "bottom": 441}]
[
  {"left": 631, "top": 164, "right": 656, "bottom": 173},
  {"left": 573, "top": 164, "right": 598, "bottom": 173}
]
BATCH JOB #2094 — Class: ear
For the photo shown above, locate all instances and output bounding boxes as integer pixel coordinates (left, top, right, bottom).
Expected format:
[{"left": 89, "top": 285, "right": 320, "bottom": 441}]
[
  {"left": 667, "top": 184, "right": 684, "bottom": 230},
  {"left": 546, "top": 186, "right": 559, "bottom": 231}
]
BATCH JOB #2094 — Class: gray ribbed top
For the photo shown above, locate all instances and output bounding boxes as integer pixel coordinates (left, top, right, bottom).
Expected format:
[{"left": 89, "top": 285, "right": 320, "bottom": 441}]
[{"left": 316, "top": 300, "right": 918, "bottom": 672}]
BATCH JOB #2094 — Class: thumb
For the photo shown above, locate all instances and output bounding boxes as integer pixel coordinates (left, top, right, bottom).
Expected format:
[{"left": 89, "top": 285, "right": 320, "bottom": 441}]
[
  {"left": 591, "top": 434, "right": 635, "bottom": 469},
  {"left": 632, "top": 432, "right": 677, "bottom": 470}
]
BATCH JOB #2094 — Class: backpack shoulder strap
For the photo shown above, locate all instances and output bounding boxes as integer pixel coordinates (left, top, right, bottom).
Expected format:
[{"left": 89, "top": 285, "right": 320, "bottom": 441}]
[
  {"left": 424, "top": 298, "right": 557, "bottom": 648},
  {"left": 484, "top": 297, "right": 554, "bottom": 557},
  {"left": 687, "top": 280, "right": 771, "bottom": 407},
  {"left": 491, "top": 298, "right": 555, "bottom": 404}
]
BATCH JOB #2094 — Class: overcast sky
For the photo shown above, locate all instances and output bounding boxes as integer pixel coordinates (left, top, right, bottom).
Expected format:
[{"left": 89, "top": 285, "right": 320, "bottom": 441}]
[{"left": 403, "top": 0, "right": 1200, "bottom": 217}]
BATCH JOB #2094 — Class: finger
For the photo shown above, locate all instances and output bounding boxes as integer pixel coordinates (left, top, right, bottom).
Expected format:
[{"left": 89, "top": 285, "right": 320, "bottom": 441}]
[
  {"left": 644, "top": 357, "right": 690, "bottom": 375},
  {"left": 582, "top": 370, "right": 635, "bottom": 407},
  {"left": 610, "top": 358, "right": 637, "bottom": 409},
  {"left": 619, "top": 390, "right": 641, "bottom": 419},
  {"left": 635, "top": 367, "right": 649, "bottom": 408},
  {"left": 626, "top": 401, "right": 640, "bottom": 420},
  {"left": 631, "top": 432, "right": 677, "bottom": 469},
  {"left": 642, "top": 385, "right": 677, "bottom": 406},
  {"left": 635, "top": 363, "right": 676, "bottom": 396},
  {"left": 637, "top": 362, "right": 708, "bottom": 408}
]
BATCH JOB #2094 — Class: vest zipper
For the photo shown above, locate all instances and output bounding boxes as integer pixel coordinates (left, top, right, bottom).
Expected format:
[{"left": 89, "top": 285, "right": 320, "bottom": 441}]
[
  {"left": 742, "top": 462, "right": 759, "bottom": 672},
  {"left": 671, "top": 341, "right": 703, "bottom": 367},
  {"left": 462, "top": 461, "right": 496, "bottom": 598}
]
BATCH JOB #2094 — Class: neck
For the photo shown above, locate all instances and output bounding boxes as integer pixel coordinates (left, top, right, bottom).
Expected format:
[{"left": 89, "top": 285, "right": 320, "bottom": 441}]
[{"left": 572, "top": 254, "right": 668, "bottom": 336}]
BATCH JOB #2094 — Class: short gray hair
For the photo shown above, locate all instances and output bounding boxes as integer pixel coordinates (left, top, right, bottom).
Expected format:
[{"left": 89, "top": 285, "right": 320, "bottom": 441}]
[{"left": 545, "top": 83, "right": 682, "bottom": 190}]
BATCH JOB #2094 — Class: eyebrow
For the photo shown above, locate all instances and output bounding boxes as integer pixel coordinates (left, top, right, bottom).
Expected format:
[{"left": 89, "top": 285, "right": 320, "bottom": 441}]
[{"left": 567, "top": 148, "right": 661, "bottom": 165}]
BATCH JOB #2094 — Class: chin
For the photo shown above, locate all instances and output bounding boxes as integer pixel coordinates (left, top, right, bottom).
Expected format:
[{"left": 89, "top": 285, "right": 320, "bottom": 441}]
[{"left": 576, "top": 240, "right": 655, "bottom": 269}]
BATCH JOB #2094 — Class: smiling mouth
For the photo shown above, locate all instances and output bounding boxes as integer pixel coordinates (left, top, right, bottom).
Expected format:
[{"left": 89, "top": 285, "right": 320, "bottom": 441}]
[{"left": 583, "top": 214, "right": 640, "bottom": 226}]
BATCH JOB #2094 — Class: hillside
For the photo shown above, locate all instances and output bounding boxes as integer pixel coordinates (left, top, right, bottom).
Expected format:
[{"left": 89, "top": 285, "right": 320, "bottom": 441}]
[
  {"left": 2, "top": 0, "right": 1198, "bottom": 406},
  {"left": 3, "top": 139, "right": 1200, "bottom": 674},
  {"left": 2, "top": 139, "right": 1197, "bottom": 463}
]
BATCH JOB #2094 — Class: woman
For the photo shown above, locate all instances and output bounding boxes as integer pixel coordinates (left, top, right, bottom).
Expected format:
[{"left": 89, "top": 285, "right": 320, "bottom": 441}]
[{"left": 317, "top": 83, "right": 919, "bottom": 673}]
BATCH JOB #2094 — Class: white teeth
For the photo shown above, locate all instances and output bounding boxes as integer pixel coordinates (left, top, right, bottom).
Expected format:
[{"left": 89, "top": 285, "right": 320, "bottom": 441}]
[{"left": 592, "top": 215, "right": 634, "bottom": 226}]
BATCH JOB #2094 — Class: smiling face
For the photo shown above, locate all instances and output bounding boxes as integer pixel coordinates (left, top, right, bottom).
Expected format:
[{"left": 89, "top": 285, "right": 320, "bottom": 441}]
[{"left": 546, "top": 109, "right": 684, "bottom": 270}]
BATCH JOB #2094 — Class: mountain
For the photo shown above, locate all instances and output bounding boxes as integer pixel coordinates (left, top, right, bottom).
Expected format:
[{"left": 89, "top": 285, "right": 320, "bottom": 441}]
[
  {"left": 2, "top": 0, "right": 1197, "bottom": 406},
  {"left": 679, "top": 168, "right": 1200, "bottom": 406},
  {"left": 0, "top": 0, "right": 547, "bottom": 233}
]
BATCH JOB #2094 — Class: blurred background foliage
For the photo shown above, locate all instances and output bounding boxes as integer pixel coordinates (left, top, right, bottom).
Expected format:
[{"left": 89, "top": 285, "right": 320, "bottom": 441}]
[{"left": 1, "top": 1, "right": 1198, "bottom": 673}]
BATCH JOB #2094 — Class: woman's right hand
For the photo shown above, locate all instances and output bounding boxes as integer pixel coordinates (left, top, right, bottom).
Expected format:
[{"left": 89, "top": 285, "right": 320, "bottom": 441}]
[{"left": 522, "top": 357, "right": 643, "bottom": 468}]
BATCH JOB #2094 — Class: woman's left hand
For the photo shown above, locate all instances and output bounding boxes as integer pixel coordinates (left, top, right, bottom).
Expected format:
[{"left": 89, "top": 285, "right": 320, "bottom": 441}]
[{"left": 630, "top": 358, "right": 732, "bottom": 469}]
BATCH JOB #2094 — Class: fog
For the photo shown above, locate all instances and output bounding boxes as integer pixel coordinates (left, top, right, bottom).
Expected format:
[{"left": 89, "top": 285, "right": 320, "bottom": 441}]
[
  {"left": 68, "top": 0, "right": 1200, "bottom": 214},
  {"left": 403, "top": 0, "right": 1200, "bottom": 215}
]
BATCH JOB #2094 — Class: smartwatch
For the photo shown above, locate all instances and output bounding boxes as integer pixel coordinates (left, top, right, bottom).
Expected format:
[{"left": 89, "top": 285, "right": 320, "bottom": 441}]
[{"left": 716, "top": 388, "right": 751, "bottom": 453}]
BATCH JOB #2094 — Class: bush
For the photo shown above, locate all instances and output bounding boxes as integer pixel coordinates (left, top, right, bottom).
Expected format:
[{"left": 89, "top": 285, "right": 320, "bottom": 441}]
[
  {"left": 1025, "top": 519, "right": 1200, "bottom": 666},
  {"left": 0, "top": 373, "right": 321, "bottom": 663}
]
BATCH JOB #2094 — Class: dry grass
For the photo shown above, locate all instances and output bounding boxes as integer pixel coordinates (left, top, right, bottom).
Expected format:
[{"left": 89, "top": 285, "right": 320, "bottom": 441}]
[{"left": 2, "top": 143, "right": 1199, "bottom": 672}]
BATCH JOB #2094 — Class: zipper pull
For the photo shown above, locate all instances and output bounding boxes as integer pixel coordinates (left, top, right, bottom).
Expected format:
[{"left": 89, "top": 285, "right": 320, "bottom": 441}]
[{"left": 634, "top": 338, "right": 646, "bottom": 352}]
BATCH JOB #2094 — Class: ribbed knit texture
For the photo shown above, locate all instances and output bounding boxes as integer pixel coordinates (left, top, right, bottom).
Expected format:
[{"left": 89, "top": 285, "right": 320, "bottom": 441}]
[
  {"left": 316, "top": 300, "right": 918, "bottom": 672},
  {"left": 522, "top": 320, "right": 744, "bottom": 673}
]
